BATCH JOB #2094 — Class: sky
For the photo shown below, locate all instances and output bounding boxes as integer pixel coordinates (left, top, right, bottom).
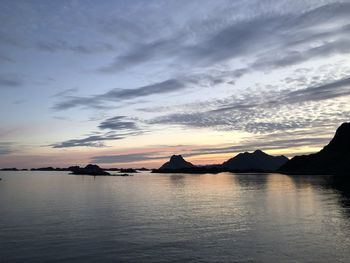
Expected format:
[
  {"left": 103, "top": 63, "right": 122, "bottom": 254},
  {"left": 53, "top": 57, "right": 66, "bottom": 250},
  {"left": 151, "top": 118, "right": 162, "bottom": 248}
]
[{"left": 1, "top": 0, "right": 350, "bottom": 168}]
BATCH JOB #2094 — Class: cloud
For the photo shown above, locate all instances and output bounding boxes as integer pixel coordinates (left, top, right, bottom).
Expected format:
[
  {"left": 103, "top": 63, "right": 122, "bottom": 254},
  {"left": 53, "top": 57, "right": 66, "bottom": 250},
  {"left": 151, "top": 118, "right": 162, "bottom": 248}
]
[
  {"left": 92, "top": 153, "right": 166, "bottom": 164},
  {"left": 51, "top": 116, "right": 143, "bottom": 148},
  {"left": 37, "top": 40, "right": 115, "bottom": 54},
  {"left": 51, "top": 132, "right": 126, "bottom": 148},
  {"left": 52, "top": 87, "right": 79, "bottom": 97},
  {"left": 96, "top": 2, "right": 350, "bottom": 72},
  {"left": 284, "top": 76, "right": 350, "bottom": 103},
  {"left": 0, "top": 143, "right": 13, "bottom": 155},
  {"left": 98, "top": 116, "right": 139, "bottom": 130},
  {"left": 149, "top": 76, "right": 350, "bottom": 133},
  {"left": 0, "top": 75, "right": 23, "bottom": 88},
  {"left": 98, "top": 36, "right": 182, "bottom": 72},
  {"left": 184, "top": 2, "right": 350, "bottom": 69},
  {"left": 252, "top": 38, "right": 350, "bottom": 70},
  {"left": 104, "top": 79, "right": 185, "bottom": 99},
  {"left": 53, "top": 78, "right": 186, "bottom": 110}
]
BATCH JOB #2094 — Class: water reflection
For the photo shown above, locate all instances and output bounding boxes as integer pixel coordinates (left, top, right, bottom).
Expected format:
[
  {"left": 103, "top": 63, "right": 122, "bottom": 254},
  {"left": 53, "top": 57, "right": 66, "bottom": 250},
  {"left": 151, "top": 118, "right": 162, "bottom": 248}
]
[
  {"left": 169, "top": 174, "right": 186, "bottom": 187},
  {"left": 1, "top": 171, "right": 350, "bottom": 262},
  {"left": 324, "top": 176, "right": 350, "bottom": 217},
  {"left": 234, "top": 173, "right": 270, "bottom": 189}
]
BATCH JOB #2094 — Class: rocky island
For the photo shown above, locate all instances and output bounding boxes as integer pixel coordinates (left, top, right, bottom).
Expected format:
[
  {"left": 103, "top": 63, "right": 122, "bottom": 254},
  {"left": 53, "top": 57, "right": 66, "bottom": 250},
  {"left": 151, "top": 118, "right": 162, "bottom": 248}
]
[
  {"left": 70, "top": 164, "right": 134, "bottom": 176},
  {"left": 70, "top": 164, "right": 111, "bottom": 176}
]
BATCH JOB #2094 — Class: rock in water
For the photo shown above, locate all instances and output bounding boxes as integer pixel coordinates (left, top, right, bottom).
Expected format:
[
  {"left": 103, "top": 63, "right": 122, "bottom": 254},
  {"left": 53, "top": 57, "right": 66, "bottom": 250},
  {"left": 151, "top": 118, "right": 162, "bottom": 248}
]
[{"left": 71, "top": 164, "right": 110, "bottom": 175}]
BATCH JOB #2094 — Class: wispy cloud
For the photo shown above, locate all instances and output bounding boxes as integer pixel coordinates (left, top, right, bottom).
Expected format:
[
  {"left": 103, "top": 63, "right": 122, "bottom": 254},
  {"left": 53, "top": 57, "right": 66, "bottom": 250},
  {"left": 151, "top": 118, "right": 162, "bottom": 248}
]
[
  {"left": 97, "top": 2, "right": 350, "bottom": 73},
  {"left": 0, "top": 74, "right": 23, "bottom": 88},
  {"left": 37, "top": 40, "right": 115, "bottom": 54},
  {"left": 149, "top": 76, "right": 350, "bottom": 133},
  {"left": 0, "top": 142, "right": 13, "bottom": 155},
  {"left": 52, "top": 87, "right": 79, "bottom": 98},
  {"left": 51, "top": 116, "right": 143, "bottom": 148},
  {"left": 51, "top": 132, "right": 127, "bottom": 148},
  {"left": 53, "top": 79, "right": 187, "bottom": 110},
  {"left": 98, "top": 116, "right": 139, "bottom": 130}
]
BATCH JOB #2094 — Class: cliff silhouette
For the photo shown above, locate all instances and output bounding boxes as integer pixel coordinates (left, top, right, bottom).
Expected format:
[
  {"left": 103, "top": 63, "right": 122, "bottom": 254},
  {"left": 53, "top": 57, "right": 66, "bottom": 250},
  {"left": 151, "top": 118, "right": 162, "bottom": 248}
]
[{"left": 280, "top": 122, "right": 350, "bottom": 175}]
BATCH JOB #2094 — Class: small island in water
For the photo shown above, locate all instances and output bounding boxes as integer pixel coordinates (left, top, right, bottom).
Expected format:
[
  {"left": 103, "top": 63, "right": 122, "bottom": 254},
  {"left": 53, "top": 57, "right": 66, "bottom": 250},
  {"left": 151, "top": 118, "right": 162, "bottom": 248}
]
[{"left": 70, "top": 165, "right": 136, "bottom": 176}]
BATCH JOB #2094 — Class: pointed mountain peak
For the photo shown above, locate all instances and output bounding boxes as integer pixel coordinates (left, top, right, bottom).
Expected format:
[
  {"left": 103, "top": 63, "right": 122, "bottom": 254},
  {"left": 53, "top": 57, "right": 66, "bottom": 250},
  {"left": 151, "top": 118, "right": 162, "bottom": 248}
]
[
  {"left": 324, "top": 122, "right": 350, "bottom": 151},
  {"left": 159, "top": 155, "right": 194, "bottom": 170}
]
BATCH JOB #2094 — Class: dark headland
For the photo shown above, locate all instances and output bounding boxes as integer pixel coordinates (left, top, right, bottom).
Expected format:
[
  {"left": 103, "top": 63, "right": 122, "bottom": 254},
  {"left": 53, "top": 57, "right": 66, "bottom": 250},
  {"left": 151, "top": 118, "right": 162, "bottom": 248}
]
[{"left": 280, "top": 122, "right": 350, "bottom": 175}]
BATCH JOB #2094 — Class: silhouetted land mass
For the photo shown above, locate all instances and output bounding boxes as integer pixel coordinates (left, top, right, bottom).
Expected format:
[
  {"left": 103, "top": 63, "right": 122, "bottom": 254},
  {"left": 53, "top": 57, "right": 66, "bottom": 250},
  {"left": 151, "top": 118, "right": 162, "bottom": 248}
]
[
  {"left": 222, "top": 149, "right": 288, "bottom": 171},
  {"left": 159, "top": 155, "right": 195, "bottom": 169},
  {"left": 71, "top": 164, "right": 110, "bottom": 176},
  {"left": 1, "top": 168, "right": 19, "bottom": 171},
  {"left": 280, "top": 122, "right": 350, "bottom": 175},
  {"left": 153, "top": 151, "right": 288, "bottom": 174},
  {"left": 69, "top": 164, "right": 134, "bottom": 176},
  {"left": 1, "top": 166, "right": 144, "bottom": 174}
]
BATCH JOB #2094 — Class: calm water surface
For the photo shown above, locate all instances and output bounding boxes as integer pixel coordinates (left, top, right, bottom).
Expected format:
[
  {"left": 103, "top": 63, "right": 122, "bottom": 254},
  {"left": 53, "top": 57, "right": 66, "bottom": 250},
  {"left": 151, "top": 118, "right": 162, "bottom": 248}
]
[{"left": 1, "top": 171, "right": 350, "bottom": 262}]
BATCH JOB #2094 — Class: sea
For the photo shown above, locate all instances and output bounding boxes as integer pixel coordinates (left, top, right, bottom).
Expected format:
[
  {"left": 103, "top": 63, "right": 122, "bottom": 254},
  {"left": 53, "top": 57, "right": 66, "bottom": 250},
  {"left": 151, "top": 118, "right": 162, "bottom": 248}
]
[{"left": 1, "top": 171, "right": 350, "bottom": 262}]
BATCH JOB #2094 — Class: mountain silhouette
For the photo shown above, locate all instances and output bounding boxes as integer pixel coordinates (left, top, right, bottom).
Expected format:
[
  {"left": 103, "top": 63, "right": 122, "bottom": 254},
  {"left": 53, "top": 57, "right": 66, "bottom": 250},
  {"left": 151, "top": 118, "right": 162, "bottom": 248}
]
[
  {"left": 280, "top": 122, "right": 350, "bottom": 175},
  {"left": 222, "top": 149, "right": 288, "bottom": 171},
  {"left": 154, "top": 151, "right": 288, "bottom": 173},
  {"left": 159, "top": 155, "right": 195, "bottom": 170}
]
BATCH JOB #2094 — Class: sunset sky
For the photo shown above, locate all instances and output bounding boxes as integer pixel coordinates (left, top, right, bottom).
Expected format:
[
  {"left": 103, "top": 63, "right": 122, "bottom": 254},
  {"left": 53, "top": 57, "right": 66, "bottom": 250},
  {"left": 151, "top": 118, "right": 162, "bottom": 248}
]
[{"left": 1, "top": 0, "right": 350, "bottom": 168}]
